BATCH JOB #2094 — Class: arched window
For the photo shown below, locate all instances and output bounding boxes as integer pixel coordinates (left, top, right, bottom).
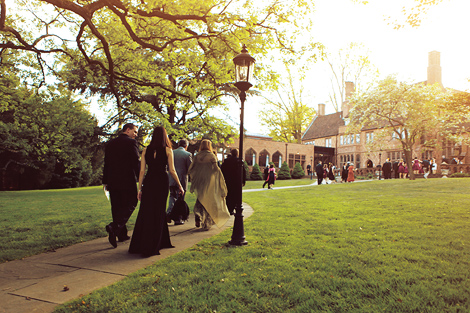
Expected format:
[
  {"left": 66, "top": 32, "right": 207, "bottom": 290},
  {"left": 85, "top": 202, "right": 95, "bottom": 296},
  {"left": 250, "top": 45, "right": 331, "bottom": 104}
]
[
  {"left": 245, "top": 148, "right": 256, "bottom": 166},
  {"left": 272, "top": 151, "right": 282, "bottom": 167},
  {"left": 258, "top": 149, "right": 269, "bottom": 167}
]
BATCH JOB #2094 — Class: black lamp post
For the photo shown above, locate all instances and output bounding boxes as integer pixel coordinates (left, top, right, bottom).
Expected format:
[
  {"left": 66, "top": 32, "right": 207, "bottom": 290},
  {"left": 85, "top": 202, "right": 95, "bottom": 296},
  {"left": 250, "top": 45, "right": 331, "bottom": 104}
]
[
  {"left": 379, "top": 152, "right": 382, "bottom": 180},
  {"left": 229, "top": 44, "right": 255, "bottom": 246}
]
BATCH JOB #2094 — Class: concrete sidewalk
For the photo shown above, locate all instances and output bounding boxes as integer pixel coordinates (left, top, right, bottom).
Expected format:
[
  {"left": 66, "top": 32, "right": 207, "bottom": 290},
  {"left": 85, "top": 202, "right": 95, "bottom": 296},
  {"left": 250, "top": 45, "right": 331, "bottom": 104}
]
[{"left": 0, "top": 205, "right": 253, "bottom": 313}]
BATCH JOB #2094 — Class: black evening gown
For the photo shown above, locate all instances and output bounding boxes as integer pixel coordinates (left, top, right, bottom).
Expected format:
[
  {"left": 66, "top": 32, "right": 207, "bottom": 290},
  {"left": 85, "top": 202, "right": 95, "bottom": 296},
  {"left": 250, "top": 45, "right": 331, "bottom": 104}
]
[{"left": 129, "top": 146, "right": 173, "bottom": 256}]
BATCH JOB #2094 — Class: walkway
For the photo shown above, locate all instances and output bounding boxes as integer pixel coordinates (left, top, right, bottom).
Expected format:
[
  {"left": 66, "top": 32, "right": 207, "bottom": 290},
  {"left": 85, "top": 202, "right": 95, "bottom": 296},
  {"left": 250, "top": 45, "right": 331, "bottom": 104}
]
[{"left": 0, "top": 206, "right": 253, "bottom": 313}]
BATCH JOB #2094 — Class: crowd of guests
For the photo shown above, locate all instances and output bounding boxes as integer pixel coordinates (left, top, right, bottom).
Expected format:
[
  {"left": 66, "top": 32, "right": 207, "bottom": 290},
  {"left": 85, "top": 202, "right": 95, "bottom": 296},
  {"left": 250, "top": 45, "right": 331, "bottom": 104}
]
[
  {"left": 103, "top": 124, "right": 243, "bottom": 257},
  {"left": 381, "top": 157, "right": 438, "bottom": 179}
]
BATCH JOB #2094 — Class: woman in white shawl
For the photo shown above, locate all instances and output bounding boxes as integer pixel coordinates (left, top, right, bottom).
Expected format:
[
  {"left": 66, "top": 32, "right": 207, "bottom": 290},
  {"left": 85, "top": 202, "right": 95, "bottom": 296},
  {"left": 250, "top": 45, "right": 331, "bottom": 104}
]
[{"left": 188, "top": 139, "right": 230, "bottom": 230}]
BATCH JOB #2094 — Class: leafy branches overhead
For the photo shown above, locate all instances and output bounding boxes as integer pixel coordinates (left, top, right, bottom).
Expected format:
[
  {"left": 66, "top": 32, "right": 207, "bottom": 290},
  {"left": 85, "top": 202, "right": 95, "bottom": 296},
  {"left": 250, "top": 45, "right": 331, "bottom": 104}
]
[
  {"left": 259, "top": 67, "right": 316, "bottom": 144},
  {"left": 0, "top": 0, "right": 320, "bottom": 142}
]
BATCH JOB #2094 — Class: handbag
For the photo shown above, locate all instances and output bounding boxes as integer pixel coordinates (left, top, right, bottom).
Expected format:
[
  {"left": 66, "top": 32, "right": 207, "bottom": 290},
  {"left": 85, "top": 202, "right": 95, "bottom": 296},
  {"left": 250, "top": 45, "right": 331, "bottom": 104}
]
[{"left": 169, "top": 195, "right": 189, "bottom": 221}]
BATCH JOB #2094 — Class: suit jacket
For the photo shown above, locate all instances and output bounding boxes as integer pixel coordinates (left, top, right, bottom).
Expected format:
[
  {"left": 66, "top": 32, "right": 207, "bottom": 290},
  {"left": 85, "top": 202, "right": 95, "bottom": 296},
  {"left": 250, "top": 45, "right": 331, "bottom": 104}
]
[
  {"left": 169, "top": 147, "right": 192, "bottom": 190},
  {"left": 102, "top": 134, "right": 140, "bottom": 190},
  {"left": 315, "top": 163, "right": 324, "bottom": 177},
  {"left": 382, "top": 161, "right": 392, "bottom": 173}
]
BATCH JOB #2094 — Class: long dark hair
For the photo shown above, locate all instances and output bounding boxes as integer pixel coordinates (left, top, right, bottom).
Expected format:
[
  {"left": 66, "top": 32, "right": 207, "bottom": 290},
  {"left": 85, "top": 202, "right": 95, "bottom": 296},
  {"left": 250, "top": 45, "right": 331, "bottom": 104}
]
[{"left": 146, "top": 126, "right": 171, "bottom": 160}]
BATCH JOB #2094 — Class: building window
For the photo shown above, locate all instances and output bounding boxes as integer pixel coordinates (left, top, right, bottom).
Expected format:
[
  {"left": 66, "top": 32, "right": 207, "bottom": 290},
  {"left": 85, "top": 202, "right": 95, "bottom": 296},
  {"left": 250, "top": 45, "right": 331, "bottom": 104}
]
[
  {"left": 366, "top": 132, "right": 374, "bottom": 143},
  {"left": 356, "top": 134, "right": 360, "bottom": 144},
  {"left": 305, "top": 140, "right": 315, "bottom": 145},
  {"left": 245, "top": 148, "right": 255, "bottom": 166},
  {"left": 325, "top": 138, "right": 332, "bottom": 147},
  {"left": 340, "top": 135, "right": 343, "bottom": 145}
]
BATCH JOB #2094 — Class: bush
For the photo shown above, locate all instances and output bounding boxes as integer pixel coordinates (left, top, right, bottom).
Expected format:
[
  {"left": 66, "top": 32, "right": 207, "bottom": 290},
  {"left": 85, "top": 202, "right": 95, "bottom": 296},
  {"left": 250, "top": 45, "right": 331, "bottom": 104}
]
[
  {"left": 250, "top": 164, "right": 264, "bottom": 180},
  {"left": 449, "top": 172, "right": 470, "bottom": 178},
  {"left": 291, "top": 162, "right": 305, "bottom": 179},
  {"left": 243, "top": 161, "right": 250, "bottom": 181},
  {"left": 277, "top": 161, "right": 291, "bottom": 180}
]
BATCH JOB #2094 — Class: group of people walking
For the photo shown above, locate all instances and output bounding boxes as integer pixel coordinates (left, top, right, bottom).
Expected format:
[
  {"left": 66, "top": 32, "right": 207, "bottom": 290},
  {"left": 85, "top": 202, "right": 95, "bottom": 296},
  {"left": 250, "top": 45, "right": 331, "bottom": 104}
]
[
  {"left": 102, "top": 124, "right": 234, "bottom": 257},
  {"left": 381, "top": 157, "right": 437, "bottom": 179}
]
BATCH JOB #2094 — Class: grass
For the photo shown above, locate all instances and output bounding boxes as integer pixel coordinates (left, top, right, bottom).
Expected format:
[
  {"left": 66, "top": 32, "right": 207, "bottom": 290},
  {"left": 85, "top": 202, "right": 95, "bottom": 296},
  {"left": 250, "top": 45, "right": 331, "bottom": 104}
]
[
  {"left": 0, "top": 179, "right": 309, "bottom": 263},
  {"left": 50, "top": 178, "right": 470, "bottom": 313}
]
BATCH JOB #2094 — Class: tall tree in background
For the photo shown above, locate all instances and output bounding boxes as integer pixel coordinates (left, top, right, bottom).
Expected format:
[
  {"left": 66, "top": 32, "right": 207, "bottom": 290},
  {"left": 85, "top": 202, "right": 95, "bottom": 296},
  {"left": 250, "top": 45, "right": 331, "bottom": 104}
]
[
  {"left": 259, "top": 68, "right": 316, "bottom": 143},
  {"left": 0, "top": 0, "right": 322, "bottom": 142},
  {"left": 325, "top": 42, "right": 378, "bottom": 112},
  {"left": 347, "top": 76, "right": 444, "bottom": 180}
]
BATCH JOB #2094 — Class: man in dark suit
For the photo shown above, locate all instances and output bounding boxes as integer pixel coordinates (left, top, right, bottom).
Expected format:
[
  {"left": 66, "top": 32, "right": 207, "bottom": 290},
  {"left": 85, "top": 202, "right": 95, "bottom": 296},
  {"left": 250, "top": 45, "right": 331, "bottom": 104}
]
[
  {"left": 221, "top": 148, "right": 246, "bottom": 215},
  {"left": 167, "top": 139, "right": 192, "bottom": 225},
  {"left": 315, "top": 160, "right": 324, "bottom": 185},
  {"left": 102, "top": 123, "right": 140, "bottom": 248},
  {"left": 382, "top": 158, "right": 392, "bottom": 179}
]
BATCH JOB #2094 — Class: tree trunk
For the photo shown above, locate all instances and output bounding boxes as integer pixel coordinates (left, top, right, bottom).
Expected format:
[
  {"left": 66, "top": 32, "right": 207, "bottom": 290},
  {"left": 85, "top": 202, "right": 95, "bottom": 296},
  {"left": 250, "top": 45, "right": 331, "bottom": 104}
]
[{"left": 403, "top": 149, "right": 415, "bottom": 180}]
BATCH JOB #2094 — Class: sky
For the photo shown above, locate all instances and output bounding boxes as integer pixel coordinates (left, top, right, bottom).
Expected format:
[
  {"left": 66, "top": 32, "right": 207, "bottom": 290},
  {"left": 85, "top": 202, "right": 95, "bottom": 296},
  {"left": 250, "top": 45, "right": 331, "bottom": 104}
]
[{"left": 237, "top": 0, "right": 470, "bottom": 135}]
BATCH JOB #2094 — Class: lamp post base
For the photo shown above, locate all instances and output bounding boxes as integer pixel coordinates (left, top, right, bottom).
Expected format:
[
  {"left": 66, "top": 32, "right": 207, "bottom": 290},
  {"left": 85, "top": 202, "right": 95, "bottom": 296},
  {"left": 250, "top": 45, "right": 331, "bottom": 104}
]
[{"left": 229, "top": 205, "right": 248, "bottom": 246}]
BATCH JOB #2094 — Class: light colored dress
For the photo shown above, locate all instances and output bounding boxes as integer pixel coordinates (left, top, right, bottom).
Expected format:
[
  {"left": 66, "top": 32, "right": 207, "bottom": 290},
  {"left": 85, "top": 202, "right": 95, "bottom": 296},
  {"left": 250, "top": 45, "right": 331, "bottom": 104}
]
[{"left": 188, "top": 150, "right": 230, "bottom": 229}]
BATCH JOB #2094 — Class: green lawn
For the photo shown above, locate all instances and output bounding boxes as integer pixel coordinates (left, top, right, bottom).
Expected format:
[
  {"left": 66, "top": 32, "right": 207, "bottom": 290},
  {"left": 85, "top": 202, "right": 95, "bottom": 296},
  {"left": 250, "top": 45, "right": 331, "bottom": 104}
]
[
  {"left": 48, "top": 178, "right": 470, "bottom": 313},
  {"left": 0, "top": 179, "right": 310, "bottom": 263}
]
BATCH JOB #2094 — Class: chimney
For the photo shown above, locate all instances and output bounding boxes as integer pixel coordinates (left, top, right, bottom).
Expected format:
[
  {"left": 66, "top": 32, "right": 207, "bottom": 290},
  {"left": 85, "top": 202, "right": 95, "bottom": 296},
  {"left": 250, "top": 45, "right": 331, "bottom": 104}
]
[
  {"left": 427, "top": 51, "right": 442, "bottom": 86},
  {"left": 342, "top": 81, "right": 355, "bottom": 118},
  {"left": 318, "top": 103, "right": 326, "bottom": 116}
]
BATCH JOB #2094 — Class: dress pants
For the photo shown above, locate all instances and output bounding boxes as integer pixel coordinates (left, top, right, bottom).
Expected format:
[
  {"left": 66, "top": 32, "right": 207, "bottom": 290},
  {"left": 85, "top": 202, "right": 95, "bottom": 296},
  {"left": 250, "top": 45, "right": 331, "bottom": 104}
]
[{"left": 109, "top": 189, "right": 137, "bottom": 239}]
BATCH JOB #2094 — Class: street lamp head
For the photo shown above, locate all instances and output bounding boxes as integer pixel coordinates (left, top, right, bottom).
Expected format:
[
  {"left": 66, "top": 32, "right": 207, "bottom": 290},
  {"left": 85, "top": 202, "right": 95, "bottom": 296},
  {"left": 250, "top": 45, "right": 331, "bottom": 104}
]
[{"left": 233, "top": 44, "right": 255, "bottom": 92}]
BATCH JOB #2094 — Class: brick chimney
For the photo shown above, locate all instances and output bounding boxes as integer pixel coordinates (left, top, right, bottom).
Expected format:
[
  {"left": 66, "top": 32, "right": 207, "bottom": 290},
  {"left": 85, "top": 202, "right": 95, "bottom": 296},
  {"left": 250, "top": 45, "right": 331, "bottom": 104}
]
[
  {"left": 342, "top": 81, "right": 355, "bottom": 118},
  {"left": 318, "top": 103, "right": 326, "bottom": 116},
  {"left": 427, "top": 51, "right": 442, "bottom": 86}
]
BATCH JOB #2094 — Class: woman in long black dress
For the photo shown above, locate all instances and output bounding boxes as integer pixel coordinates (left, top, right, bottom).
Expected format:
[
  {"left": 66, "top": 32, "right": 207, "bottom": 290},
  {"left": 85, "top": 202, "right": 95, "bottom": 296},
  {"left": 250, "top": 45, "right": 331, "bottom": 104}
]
[{"left": 129, "top": 126, "right": 184, "bottom": 257}]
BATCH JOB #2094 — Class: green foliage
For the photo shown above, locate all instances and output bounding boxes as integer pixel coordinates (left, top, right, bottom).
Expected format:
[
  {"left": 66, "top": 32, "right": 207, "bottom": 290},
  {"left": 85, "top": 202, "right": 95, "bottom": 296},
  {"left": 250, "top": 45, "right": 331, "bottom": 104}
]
[
  {"left": 1, "top": 0, "right": 322, "bottom": 142},
  {"left": 0, "top": 69, "right": 103, "bottom": 190},
  {"left": 277, "top": 161, "right": 291, "bottom": 180},
  {"left": 250, "top": 164, "right": 264, "bottom": 181},
  {"left": 449, "top": 172, "right": 470, "bottom": 178},
  {"left": 260, "top": 67, "right": 316, "bottom": 143},
  {"left": 243, "top": 161, "right": 250, "bottom": 181},
  {"left": 291, "top": 162, "right": 305, "bottom": 179}
]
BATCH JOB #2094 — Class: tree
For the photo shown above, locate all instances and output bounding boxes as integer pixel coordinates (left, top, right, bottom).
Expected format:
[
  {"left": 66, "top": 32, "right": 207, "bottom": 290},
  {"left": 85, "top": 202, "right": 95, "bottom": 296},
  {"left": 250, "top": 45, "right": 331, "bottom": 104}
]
[
  {"left": 291, "top": 162, "right": 305, "bottom": 179},
  {"left": 250, "top": 164, "right": 263, "bottom": 181},
  {"left": 0, "top": 66, "right": 102, "bottom": 190},
  {"left": 325, "top": 42, "right": 378, "bottom": 112},
  {"left": 1, "top": 0, "right": 321, "bottom": 142},
  {"left": 347, "top": 76, "right": 444, "bottom": 180},
  {"left": 243, "top": 161, "right": 250, "bottom": 182},
  {"left": 259, "top": 67, "right": 316, "bottom": 143},
  {"left": 277, "top": 161, "right": 291, "bottom": 180}
]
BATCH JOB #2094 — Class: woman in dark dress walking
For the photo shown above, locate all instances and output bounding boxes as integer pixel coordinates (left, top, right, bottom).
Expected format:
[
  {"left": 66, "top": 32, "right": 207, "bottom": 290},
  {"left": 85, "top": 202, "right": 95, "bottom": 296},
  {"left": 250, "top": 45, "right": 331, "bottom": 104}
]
[{"left": 129, "top": 126, "right": 184, "bottom": 257}]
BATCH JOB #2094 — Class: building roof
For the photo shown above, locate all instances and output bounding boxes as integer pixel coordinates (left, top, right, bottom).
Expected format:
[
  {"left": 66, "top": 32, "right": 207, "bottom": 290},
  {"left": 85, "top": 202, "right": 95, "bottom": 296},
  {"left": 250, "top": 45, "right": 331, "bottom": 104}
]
[{"left": 302, "top": 112, "right": 345, "bottom": 140}]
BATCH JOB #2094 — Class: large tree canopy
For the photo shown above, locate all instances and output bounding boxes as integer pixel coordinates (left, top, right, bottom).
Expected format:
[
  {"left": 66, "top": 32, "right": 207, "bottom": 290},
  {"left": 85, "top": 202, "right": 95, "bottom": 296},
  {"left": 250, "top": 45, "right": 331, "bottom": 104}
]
[
  {"left": 0, "top": 0, "right": 321, "bottom": 142},
  {"left": 348, "top": 76, "right": 444, "bottom": 179}
]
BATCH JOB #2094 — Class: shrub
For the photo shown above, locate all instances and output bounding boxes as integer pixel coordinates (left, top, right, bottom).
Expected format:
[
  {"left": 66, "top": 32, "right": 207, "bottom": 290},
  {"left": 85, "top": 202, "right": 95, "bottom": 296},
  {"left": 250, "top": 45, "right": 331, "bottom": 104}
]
[
  {"left": 243, "top": 161, "right": 250, "bottom": 181},
  {"left": 250, "top": 164, "right": 264, "bottom": 180},
  {"left": 291, "top": 162, "right": 305, "bottom": 179},
  {"left": 277, "top": 161, "right": 291, "bottom": 180},
  {"left": 449, "top": 172, "right": 470, "bottom": 178}
]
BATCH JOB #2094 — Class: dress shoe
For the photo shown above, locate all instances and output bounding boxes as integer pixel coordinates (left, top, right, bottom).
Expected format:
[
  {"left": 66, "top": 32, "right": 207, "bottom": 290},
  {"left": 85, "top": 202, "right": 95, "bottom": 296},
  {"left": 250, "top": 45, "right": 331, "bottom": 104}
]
[
  {"left": 118, "top": 235, "right": 131, "bottom": 242},
  {"left": 174, "top": 221, "right": 184, "bottom": 225},
  {"left": 166, "top": 214, "right": 172, "bottom": 224},
  {"left": 105, "top": 225, "right": 117, "bottom": 248}
]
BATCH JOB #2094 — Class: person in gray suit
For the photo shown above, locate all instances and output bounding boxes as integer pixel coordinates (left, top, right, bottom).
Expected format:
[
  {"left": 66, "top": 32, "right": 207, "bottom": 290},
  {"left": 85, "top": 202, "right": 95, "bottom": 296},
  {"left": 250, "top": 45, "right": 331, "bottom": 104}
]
[{"left": 167, "top": 139, "right": 192, "bottom": 225}]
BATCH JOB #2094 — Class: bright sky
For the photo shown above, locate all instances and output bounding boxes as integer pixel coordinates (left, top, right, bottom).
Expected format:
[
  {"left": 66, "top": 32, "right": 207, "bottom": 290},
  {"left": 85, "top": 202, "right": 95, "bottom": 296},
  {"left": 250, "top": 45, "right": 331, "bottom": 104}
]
[{"left": 241, "top": 0, "right": 470, "bottom": 135}]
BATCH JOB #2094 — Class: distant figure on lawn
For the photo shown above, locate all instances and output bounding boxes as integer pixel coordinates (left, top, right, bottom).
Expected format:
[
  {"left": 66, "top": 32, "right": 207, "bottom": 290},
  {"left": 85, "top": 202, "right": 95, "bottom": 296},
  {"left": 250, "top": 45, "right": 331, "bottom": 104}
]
[
  {"left": 188, "top": 139, "right": 230, "bottom": 231},
  {"left": 328, "top": 163, "right": 336, "bottom": 183},
  {"left": 347, "top": 163, "right": 355, "bottom": 182},
  {"left": 382, "top": 158, "right": 392, "bottom": 179},
  {"left": 221, "top": 148, "right": 246, "bottom": 215},
  {"left": 166, "top": 139, "right": 192, "bottom": 226},
  {"left": 102, "top": 123, "right": 140, "bottom": 248},
  {"left": 315, "top": 160, "right": 324, "bottom": 185},
  {"left": 264, "top": 163, "right": 276, "bottom": 189},
  {"left": 129, "top": 126, "right": 184, "bottom": 257},
  {"left": 341, "top": 163, "right": 349, "bottom": 183}
]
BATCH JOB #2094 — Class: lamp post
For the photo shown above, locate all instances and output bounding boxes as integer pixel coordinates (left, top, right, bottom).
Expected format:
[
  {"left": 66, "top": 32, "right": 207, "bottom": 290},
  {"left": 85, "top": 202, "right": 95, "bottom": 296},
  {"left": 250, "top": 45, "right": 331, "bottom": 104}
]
[
  {"left": 379, "top": 152, "right": 382, "bottom": 180},
  {"left": 229, "top": 44, "right": 255, "bottom": 246}
]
